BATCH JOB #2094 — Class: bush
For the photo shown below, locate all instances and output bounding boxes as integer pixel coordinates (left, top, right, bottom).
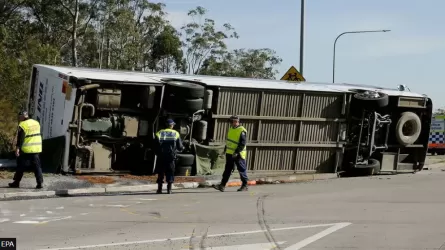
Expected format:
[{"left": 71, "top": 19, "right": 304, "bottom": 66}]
[{"left": 0, "top": 98, "right": 18, "bottom": 157}]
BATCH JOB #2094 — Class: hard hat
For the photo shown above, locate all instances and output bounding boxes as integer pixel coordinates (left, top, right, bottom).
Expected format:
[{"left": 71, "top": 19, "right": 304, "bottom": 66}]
[{"left": 18, "top": 110, "right": 28, "bottom": 116}]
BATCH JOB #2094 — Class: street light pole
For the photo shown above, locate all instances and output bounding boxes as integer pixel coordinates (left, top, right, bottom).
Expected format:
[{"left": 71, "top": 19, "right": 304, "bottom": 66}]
[
  {"left": 332, "top": 29, "right": 390, "bottom": 83},
  {"left": 299, "top": 0, "right": 305, "bottom": 75}
]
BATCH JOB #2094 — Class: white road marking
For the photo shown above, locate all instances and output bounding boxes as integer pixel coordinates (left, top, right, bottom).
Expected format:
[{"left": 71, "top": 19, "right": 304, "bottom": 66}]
[
  {"left": 41, "top": 216, "right": 72, "bottom": 223},
  {"left": 14, "top": 221, "right": 40, "bottom": 224},
  {"left": 105, "top": 205, "right": 130, "bottom": 208},
  {"left": 283, "top": 222, "right": 351, "bottom": 249},
  {"left": 136, "top": 198, "right": 157, "bottom": 201},
  {"left": 46, "top": 211, "right": 53, "bottom": 214},
  {"left": 181, "top": 241, "right": 286, "bottom": 250},
  {"left": 14, "top": 216, "right": 72, "bottom": 224},
  {"left": 89, "top": 204, "right": 130, "bottom": 208},
  {"left": 40, "top": 222, "right": 351, "bottom": 250},
  {"left": 56, "top": 207, "right": 64, "bottom": 209},
  {"left": 80, "top": 213, "right": 89, "bottom": 216},
  {"left": 0, "top": 218, "right": 10, "bottom": 223}
]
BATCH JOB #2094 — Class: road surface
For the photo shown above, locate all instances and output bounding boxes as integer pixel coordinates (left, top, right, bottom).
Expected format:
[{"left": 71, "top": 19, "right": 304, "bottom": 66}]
[{"left": 1, "top": 169, "right": 445, "bottom": 249}]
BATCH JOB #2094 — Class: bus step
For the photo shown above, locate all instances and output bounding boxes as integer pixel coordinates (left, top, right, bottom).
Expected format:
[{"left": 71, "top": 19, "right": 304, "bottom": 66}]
[{"left": 397, "top": 162, "right": 415, "bottom": 171}]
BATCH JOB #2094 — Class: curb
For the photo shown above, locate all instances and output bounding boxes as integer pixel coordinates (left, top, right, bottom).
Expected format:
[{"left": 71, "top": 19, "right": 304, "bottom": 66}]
[
  {"left": 0, "top": 173, "right": 338, "bottom": 200},
  {"left": 0, "top": 182, "right": 201, "bottom": 200}
]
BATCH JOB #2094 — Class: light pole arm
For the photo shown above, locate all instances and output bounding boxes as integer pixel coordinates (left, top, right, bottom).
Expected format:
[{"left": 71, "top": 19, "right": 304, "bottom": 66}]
[
  {"left": 332, "top": 30, "right": 390, "bottom": 83},
  {"left": 332, "top": 32, "right": 350, "bottom": 83}
]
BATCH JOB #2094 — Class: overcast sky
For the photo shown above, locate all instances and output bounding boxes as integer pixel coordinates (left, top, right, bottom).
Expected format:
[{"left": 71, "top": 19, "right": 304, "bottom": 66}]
[{"left": 163, "top": 0, "right": 445, "bottom": 109}]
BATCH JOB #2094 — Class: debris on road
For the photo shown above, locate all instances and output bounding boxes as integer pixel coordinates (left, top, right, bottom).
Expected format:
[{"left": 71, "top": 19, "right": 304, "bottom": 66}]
[{"left": 76, "top": 176, "right": 116, "bottom": 184}]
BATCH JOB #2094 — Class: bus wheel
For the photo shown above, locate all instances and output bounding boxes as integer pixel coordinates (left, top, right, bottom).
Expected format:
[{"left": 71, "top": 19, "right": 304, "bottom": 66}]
[
  {"left": 355, "top": 158, "right": 381, "bottom": 176},
  {"left": 352, "top": 90, "right": 389, "bottom": 109},
  {"left": 395, "top": 112, "right": 421, "bottom": 146},
  {"left": 164, "top": 80, "right": 205, "bottom": 99}
]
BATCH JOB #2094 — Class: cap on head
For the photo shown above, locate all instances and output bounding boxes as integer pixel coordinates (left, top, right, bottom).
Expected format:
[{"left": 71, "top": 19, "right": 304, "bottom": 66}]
[
  {"left": 18, "top": 110, "right": 28, "bottom": 117},
  {"left": 229, "top": 115, "right": 239, "bottom": 121},
  {"left": 166, "top": 119, "right": 175, "bottom": 125}
]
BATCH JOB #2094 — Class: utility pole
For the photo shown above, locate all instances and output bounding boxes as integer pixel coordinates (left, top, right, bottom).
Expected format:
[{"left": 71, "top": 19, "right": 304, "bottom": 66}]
[{"left": 299, "top": 0, "right": 305, "bottom": 75}]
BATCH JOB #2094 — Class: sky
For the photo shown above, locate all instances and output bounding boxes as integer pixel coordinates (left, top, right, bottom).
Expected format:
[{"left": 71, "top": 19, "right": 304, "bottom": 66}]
[{"left": 162, "top": 0, "right": 445, "bottom": 109}]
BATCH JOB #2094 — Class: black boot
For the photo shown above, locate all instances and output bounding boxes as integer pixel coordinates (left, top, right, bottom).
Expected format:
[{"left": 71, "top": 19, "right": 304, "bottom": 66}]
[
  {"left": 36, "top": 183, "right": 43, "bottom": 189},
  {"left": 212, "top": 184, "right": 225, "bottom": 192},
  {"left": 167, "top": 183, "right": 172, "bottom": 194},
  {"left": 8, "top": 182, "right": 19, "bottom": 188},
  {"left": 237, "top": 184, "right": 248, "bottom": 192},
  {"left": 156, "top": 183, "right": 162, "bottom": 194}
]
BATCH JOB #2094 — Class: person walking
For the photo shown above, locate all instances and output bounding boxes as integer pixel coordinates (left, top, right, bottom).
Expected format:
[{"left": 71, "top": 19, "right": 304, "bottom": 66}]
[
  {"left": 155, "top": 119, "right": 183, "bottom": 194},
  {"left": 9, "top": 111, "right": 44, "bottom": 189},
  {"left": 213, "top": 115, "right": 249, "bottom": 192}
]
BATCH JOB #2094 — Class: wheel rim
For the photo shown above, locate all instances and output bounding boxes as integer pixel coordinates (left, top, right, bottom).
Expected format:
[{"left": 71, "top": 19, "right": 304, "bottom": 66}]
[
  {"left": 357, "top": 91, "right": 381, "bottom": 99},
  {"left": 402, "top": 120, "right": 416, "bottom": 136}
]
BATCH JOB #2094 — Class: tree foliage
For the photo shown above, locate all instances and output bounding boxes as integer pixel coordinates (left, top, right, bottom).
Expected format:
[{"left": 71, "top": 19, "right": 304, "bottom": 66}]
[
  {"left": 200, "top": 48, "right": 282, "bottom": 79},
  {"left": 0, "top": 0, "right": 282, "bottom": 154}
]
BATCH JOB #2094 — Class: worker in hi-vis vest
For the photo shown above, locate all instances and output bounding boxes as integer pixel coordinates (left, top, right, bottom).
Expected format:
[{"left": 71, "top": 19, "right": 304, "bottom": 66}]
[
  {"left": 9, "top": 111, "right": 44, "bottom": 189},
  {"left": 155, "top": 119, "right": 184, "bottom": 194},
  {"left": 213, "top": 115, "right": 249, "bottom": 192}
]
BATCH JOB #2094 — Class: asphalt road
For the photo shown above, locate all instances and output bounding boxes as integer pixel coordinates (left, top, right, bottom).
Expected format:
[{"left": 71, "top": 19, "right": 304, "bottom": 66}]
[{"left": 1, "top": 169, "right": 445, "bottom": 250}]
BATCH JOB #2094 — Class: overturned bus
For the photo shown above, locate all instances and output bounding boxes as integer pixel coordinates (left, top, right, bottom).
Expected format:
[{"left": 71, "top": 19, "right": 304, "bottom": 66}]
[{"left": 26, "top": 64, "right": 433, "bottom": 176}]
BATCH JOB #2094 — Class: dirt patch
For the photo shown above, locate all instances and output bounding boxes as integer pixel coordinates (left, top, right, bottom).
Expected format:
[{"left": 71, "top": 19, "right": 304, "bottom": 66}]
[
  {"left": 120, "top": 174, "right": 204, "bottom": 183},
  {"left": 76, "top": 176, "right": 116, "bottom": 184}
]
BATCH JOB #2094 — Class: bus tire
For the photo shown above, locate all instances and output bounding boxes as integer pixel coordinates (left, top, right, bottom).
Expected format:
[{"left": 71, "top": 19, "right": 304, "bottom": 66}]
[
  {"left": 165, "top": 81, "right": 205, "bottom": 99},
  {"left": 395, "top": 112, "right": 421, "bottom": 146},
  {"left": 352, "top": 91, "right": 389, "bottom": 109},
  {"left": 355, "top": 158, "right": 381, "bottom": 176},
  {"left": 176, "top": 154, "right": 195, "bottom": 166},
  {"left": 179, "top": 98, "right": 203, "bottom": 113},
  {"left": 164, "top": 98, "right": 203, "bottom": 113}
]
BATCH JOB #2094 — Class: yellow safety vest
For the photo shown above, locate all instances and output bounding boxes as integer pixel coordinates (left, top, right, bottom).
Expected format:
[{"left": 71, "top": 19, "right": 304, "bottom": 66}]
[
  {"left": 226, "top": 126, "right": 247, "bottom": 159},
  {"left": 18, "top": 119, "right": 42, "bottom": 153},
  {"left": 155, "top": 128, "right": 180, "bottom": 141}
]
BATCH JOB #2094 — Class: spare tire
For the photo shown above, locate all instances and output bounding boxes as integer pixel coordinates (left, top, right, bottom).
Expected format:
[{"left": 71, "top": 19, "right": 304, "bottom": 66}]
[
  {"left": 176, "top": 154, "right": 195, "bottom": 166},
  {"left": 395, "top": 112, "right": 422, "bottom": 146},
  {"left": 165, "top": 81, "right": 205, "bottom": 99},
  {"left": 353, "top": 91, "right": 389, "bottom": 109}
]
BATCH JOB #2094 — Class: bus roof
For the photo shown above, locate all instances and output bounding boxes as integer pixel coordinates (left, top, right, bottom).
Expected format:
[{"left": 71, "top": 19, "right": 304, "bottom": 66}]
[{"left": 34, "top": 64, "right": 427, "bottom": 98}]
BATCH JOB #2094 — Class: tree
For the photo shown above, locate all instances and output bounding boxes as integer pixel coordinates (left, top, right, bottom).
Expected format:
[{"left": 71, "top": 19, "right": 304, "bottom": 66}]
[
  {"left": 200, "top": 48, "right": 282, "bottom": 79},
  {"left": 151, "top": 25, "right": 184, "bottom": 73},
  {"left": 0, "top": 1, "right": 283, "bottom": 155},
  {"left": 57, "top": 0, "right": 100, "bottom": 66},
  {"left": 0, "top": 0, "right": 25, "bottom": 25},
  {"left": 181, "top": 6, "right": 238, "bottom": 75}
]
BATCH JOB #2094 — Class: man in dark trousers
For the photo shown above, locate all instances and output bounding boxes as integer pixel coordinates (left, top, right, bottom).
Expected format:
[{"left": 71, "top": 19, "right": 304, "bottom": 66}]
[
  {"left": 9, "top": 111, "right": 44, "bottom": 189},
  {"left": 213, "top": 115, "right": 249, "bottom": 192},
  {"left": 155, "top": 119, "right": 183, "bottom": 194}
]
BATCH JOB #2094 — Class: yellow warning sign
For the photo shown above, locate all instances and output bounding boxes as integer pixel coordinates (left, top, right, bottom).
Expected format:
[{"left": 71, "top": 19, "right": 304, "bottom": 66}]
[{"left": 280, "top": 66, "right": 306, "bottom": 82}]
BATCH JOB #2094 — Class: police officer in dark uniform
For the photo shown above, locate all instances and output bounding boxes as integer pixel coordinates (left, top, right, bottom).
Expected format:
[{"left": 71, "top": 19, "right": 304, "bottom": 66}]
[
  {"left": 213, "top": 115, "right": 249, "bottom": 192},
  {"left": 9, "top": 111, "right": 44, "bottom": 189},
  {"left": 155, "top": 119, "right": 184, "bottom": 194}
]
